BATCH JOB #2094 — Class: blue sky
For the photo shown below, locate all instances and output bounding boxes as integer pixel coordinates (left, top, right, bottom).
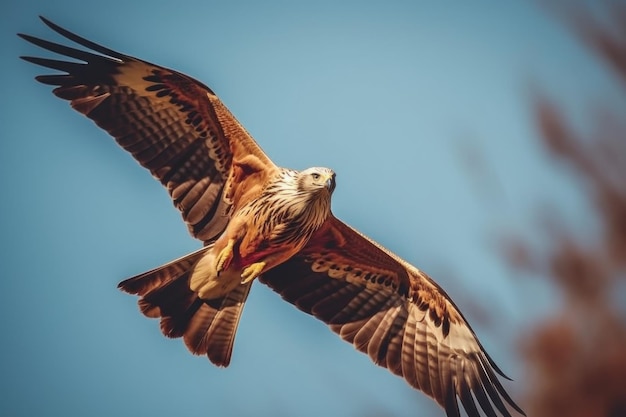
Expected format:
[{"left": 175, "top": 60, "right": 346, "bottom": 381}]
[{"left": 1, "top": 1, "right": 621, "bottom": 416}]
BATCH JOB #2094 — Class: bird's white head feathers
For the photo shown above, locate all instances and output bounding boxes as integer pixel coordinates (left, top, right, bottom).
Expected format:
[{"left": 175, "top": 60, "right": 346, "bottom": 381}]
[{"left": 297, "top": 167, "right": 336, "bottom": 194}]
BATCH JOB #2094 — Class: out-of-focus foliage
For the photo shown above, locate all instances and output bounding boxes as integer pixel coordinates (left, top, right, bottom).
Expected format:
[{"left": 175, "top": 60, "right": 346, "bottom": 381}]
[{"left": 504, "top": 3, "right": 626, "bottom": 416}]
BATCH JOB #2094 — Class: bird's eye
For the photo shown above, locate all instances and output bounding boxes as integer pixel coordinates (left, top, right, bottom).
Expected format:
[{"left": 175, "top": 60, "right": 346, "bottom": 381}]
[{"left": 312, "top": 173, "right": 320, "bottom": 181}]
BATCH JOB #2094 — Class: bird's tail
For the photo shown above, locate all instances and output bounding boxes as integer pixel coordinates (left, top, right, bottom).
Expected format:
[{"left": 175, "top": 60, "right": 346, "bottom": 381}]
[{"left": 118, "top": 246, "right": 252, "bottom": 367}]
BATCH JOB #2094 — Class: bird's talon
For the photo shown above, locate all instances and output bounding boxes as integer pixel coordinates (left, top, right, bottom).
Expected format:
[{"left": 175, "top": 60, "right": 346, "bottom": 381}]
[
  {"left": 241, "top": 262, "right": 265, "bottom": 284},
  {"left": 215, "top": 239, "right": 235, "bottom": 275}
]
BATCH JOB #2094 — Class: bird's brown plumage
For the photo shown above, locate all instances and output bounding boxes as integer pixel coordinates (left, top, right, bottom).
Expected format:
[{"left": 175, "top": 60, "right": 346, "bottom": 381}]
[{"left": 20, "top": 17, "right": 524, "bottom": 417}]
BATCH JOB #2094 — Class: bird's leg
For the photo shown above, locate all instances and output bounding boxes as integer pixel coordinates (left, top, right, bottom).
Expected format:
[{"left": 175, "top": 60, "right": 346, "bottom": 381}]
[
  {"left": 240, "top": 261, "right": 266, "bottom": 284},
  {"left": 215, "top": 238, "right": 236, "bottom": 276}
]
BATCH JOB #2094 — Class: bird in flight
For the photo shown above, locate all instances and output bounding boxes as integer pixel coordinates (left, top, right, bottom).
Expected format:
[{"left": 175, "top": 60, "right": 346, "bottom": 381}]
[{"left": 20, "top": 17, "right": 524, "bottom": 417}]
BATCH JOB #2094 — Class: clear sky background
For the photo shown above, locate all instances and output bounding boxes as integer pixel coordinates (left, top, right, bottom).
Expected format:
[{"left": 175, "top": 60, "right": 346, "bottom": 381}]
[{"left": 1, "top": 1, "right": 622, "bottom": 417}]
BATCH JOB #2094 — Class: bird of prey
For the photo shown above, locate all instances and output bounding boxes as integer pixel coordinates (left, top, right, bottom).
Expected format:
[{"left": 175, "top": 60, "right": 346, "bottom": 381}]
[{"left": 20, "top": 17, "right": 524, "bottom": 417}]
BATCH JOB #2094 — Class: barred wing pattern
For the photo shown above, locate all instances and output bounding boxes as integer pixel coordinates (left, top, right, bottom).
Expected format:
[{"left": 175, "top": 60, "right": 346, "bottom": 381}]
[
  {"left": 260, "top": 217, "right": 524, "bottom": 417},
  {"left": 19, "top": 16, "right": 276, "bottom": 243}
]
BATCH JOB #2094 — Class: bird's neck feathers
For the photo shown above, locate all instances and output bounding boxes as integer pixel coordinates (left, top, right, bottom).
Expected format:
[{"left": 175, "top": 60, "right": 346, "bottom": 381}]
[{"left": 273, "top": 169, "right": 332, "bottom": 229}]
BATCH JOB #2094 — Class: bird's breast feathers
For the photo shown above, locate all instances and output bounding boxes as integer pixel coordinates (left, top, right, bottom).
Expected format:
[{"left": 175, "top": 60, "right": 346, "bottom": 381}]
[{"left": 238, "top": 169, "right": 332, "bottom": 256}]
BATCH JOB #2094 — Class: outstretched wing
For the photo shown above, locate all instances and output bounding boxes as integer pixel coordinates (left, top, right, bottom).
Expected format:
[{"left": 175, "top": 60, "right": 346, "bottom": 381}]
[
  {"left": 19, "top": 17, "right": 277, "bottom": 242},
  {"left": 259, "top": 216, "right": 525, "bottom": 417}
]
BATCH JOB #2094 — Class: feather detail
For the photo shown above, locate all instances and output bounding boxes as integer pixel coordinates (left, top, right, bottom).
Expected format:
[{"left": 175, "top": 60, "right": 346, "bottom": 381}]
[
  {"left": 118, "top": 248, "right": 251, "bottom": 367},
  {"left": 260, "top": 216, "right": 525, "bottom": 417},
  {"left": 19, "top": 16, "right": 276, "bottom": 243}
]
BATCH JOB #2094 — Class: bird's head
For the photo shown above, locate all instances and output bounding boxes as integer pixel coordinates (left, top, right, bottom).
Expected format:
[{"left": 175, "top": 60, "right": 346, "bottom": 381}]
[{"left": 298, "top": 167, "right": 336, "bottom": 194}]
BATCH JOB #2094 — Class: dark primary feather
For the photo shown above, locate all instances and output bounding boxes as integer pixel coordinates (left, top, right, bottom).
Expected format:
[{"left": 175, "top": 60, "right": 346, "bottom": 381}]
[
  {"left": 260, "top": 217, "right": 525, "bottom": 417},
  {"left": 19, "top": 16, "right": 271, "bottom": 243},
  {"left": 262, "top": 262, "right": 524, "bottom": 417},
  {"left": 20, "top": 13, "right": 273, "bottom": 368}
]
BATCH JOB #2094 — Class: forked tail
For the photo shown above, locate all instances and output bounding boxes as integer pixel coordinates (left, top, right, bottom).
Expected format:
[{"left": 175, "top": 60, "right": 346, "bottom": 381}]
[{"left": 118, "top": 246, "right": 252, "bottom": 367}]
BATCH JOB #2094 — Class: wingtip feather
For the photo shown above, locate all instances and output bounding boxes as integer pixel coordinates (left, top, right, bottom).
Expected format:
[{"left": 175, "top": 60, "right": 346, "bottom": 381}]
[{"left": 19, "top": 16, "right": 127, "bottom": 63}]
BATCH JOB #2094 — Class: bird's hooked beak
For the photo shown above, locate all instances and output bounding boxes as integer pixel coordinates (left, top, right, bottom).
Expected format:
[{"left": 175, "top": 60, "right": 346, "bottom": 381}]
[{"left": 325, "top": 172, "right": 336, "bottom": 193}]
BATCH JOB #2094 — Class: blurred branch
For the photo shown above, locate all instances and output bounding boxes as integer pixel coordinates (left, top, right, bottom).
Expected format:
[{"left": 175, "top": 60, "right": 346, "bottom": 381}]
[
  {"left": 571, "top": 2, "right": 626, "bottom": 89},
  {"left": 505, "top": 2, "right": 626, "bottom": 416}
]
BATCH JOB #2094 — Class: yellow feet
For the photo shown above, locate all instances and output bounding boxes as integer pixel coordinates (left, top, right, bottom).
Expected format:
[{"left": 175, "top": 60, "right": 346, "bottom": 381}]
[
  {"left": 241, "top": 261, "right": 266, "bottom": 284},
  {"left": 215, "top": 239, "right": 235, "bottom": 276}
]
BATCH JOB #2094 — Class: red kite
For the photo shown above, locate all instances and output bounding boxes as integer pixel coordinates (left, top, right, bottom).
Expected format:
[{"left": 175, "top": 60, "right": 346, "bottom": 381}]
[{"left": 20, "top": 17, "right": 524, "bottom": 417}]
